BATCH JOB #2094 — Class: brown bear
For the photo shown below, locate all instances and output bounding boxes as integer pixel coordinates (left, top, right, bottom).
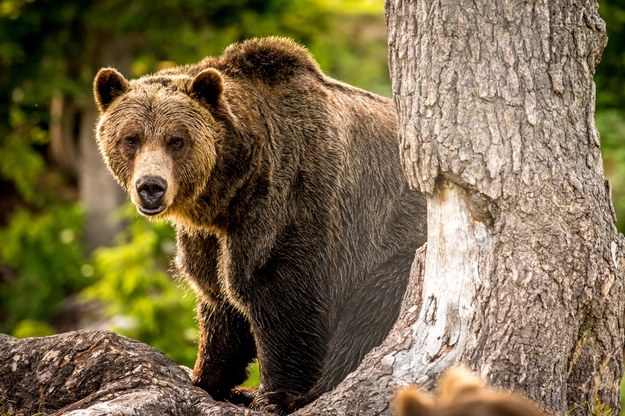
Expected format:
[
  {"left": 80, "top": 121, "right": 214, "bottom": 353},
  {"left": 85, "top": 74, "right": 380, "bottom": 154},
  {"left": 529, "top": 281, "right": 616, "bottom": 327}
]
[
  {"left": 93, "top": 37, "right": 426, "bottom": 414},
  {"left": 394, "top": 366, "right": 547, "bottom": 416}
]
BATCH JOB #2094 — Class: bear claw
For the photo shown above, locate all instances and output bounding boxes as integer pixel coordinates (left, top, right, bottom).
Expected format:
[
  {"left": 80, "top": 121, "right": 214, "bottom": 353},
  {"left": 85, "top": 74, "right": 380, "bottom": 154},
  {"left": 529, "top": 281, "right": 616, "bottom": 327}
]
[{"left": 250, "top": 390, "right": 294, "bottom": 415}]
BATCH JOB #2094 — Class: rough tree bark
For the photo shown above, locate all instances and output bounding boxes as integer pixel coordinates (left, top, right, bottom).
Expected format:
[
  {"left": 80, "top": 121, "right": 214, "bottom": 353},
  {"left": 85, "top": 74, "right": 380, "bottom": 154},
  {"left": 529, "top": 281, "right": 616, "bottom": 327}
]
[
  {"left": 0, "top": 331, "right": 257, "bottom": 415},
  {"left": 386, "top": 0, "right": 625, "bottom": 414},
  {"left": 2, "top": 1, "right": 623, "bottom": 415}
]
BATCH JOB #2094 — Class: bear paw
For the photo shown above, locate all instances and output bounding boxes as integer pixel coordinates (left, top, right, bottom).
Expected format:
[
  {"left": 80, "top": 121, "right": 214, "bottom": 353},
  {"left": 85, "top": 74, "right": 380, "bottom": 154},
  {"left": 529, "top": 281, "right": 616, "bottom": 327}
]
[
  {"left": 228, "top": 386, "right": 258, "bottom": 407},
  {"left": 250, "top": 390, "right": 296, "bottom": 415}
]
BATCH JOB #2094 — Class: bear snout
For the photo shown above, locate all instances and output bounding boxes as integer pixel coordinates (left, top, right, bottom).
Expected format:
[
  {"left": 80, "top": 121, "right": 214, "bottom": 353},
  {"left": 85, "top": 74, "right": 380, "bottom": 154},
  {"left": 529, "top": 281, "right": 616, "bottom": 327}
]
[{"left": 136, "top": 176, "right": 168, "bottom": 215}]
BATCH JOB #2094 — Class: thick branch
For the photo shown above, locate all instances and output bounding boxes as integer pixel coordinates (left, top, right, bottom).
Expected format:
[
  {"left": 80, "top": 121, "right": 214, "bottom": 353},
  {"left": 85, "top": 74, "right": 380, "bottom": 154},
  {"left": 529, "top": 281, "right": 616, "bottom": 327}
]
[{"left": 0, "top": 330, "right": 259, "bottom": 415}]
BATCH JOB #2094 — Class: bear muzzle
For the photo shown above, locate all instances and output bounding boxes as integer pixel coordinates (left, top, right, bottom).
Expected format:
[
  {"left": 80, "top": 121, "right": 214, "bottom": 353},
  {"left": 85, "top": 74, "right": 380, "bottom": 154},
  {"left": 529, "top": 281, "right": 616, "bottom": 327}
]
[{"left": 136, "top": 175, "right": 168, "bottom": 216}]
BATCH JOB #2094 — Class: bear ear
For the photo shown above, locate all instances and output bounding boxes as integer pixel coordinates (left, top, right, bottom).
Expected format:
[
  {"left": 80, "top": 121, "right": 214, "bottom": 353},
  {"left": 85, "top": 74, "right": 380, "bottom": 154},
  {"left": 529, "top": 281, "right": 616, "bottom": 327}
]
[
  {"left": 190, "top": 68, "right": 223, "bottom": 106},
  {"left": 94, "top": 68, "right": 129, "bottom": 114},
  {"left": 436, "top": 365, "right": 484, "bottom": 406},
  {"left": 394, "top": 386, "right": 435, "bottom": 416}
]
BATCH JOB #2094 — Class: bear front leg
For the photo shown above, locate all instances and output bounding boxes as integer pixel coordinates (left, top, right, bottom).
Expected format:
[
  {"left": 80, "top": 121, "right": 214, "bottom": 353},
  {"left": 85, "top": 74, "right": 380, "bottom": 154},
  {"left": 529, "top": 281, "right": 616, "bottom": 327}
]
[
  {"left": 176, "top": 231, "right": 257, "bottom": 403},
  {"left": 193, "top": 295, "right": 256, "bottom": 403},
  {"left": 244, "top": 283, "right": 329, "bottom": 415}
]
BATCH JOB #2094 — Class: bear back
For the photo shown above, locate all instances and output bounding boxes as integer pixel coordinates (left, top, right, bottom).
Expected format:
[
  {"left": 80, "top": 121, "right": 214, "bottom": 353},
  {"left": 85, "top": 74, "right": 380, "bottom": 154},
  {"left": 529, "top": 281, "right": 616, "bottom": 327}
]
[
  {"left": 155, "top": 37, "right": 323, "bottom": 87},
  {"left": 216, "top": 37, "right": 323, "bottom": 85}
]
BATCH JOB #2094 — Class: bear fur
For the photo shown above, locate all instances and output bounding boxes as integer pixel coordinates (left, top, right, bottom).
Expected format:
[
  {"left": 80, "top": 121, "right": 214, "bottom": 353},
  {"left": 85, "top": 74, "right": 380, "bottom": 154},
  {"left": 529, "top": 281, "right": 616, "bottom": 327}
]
[
  {"left": 93, "top": 37, "right": 426, "bottom": 414},
  {"left": 394, "top": 366, "right": 547, "bottom": 416}
]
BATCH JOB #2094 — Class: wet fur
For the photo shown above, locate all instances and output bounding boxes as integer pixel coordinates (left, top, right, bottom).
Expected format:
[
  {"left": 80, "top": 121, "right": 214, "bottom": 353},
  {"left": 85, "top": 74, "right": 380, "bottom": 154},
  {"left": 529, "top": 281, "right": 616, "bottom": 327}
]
[{"left": 94, "top": 37, "right": 427, "bottom": 414}]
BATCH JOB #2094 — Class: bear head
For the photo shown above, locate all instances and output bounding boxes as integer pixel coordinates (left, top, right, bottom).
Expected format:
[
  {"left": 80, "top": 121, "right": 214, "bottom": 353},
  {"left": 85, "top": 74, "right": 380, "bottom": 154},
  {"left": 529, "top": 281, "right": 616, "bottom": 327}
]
[{"left": 93, "top": 67, "right": 228, "bottom": 225}]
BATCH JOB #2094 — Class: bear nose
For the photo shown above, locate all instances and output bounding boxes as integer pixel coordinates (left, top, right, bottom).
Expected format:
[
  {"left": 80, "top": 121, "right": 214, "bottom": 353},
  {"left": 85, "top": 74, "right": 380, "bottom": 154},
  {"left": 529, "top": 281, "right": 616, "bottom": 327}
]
[{"left": 136, "top": 176, "right": 167, "bottom": 209}]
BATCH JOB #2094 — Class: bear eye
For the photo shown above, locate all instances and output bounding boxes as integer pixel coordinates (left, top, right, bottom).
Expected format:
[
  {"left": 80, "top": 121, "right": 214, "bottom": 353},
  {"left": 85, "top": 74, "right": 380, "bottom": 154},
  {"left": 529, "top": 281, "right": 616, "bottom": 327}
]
[
  {"left": 168, "top": 137, "right": 185, "bottom": 152},
  {"left": 122, "top": 135, "right": 140, "bottom": 150}
]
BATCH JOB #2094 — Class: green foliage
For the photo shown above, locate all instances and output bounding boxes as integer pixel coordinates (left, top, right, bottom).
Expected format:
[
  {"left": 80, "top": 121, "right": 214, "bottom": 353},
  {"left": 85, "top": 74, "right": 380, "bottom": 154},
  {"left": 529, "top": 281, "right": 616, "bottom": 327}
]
[
  {"left": 622, "top": 375, "right": 625, "bottom": 414},
  {"left": 567, "top": 399, "right": 617, "bottom": 416},
  {"left": 597, "top": 0, "right": 625, "bottom": 109},
  {"left": 242, "top": 360, "right": 261, "bottom": 388},
  {"left": 0, "top": 204, "right": 91, "bottom": 335},
  {"left": 597, "top": 0, "right": 625, "bottom": 237},
  {"left": 12, "top": 319, "right": 56, "bottom": 338},
  {"left": 83, "top": 206, "right": 197, "bottom": 367},
  {"left": 597, "top": 110, "right": 625, "bottom": 232},
  {"left": 0, "top": 108, "right": 47, "bottom": 204},
  {"left": 0, "top": 405, "right": 14, "bottom": 416}
]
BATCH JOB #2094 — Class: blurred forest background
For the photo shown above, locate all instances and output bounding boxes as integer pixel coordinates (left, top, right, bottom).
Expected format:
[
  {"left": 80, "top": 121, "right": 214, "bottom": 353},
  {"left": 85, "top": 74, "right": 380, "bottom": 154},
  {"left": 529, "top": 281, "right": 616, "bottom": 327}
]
[{"left": 0, "top": 0, "right": 624, "bottom": 409}]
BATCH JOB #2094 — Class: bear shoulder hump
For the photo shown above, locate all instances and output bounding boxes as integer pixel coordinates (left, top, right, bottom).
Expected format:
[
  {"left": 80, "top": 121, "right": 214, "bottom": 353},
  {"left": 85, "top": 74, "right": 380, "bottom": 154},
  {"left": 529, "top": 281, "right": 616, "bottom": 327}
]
[{"left": 217, "top": 37, "right": 322, "bottom": 85}]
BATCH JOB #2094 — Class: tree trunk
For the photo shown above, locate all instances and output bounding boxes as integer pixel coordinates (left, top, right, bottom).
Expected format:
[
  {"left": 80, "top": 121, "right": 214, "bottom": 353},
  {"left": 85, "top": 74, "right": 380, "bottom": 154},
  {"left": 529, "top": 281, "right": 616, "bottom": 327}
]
[
  {"left": 49, "top": 87, "right": 125, "bottom": 252},
  {"left": 79, "top": 39, "right": 134, "bottom": 251},
  {"left": 79, "top": 99, "right": 126, "bottom": 251},
  {"left": 386, "top": 0, "right": 625, "bottom": 414},
  {"left": 47, "top": 29, "right": 132, "bottom": 251},
  {"left": 49, "top": 93, "right": 79, "bottom": 180}
]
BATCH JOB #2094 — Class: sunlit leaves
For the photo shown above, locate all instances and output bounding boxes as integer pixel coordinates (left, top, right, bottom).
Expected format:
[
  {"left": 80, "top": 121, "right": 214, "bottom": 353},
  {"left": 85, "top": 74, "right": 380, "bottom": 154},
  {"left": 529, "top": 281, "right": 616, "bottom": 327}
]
[
  {"left": 83, "top": 207, "right": 198, "bottom": 367},
  {"left": 0, "top": 204, "right": 90, "bottom": 333}
]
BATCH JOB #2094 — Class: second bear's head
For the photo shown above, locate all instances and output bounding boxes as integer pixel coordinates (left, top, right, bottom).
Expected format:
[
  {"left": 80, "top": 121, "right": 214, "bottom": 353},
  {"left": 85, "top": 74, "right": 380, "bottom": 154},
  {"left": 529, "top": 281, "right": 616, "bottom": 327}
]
[{"left": 94, "top": 67, "right": 239, "bottom": 226}]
